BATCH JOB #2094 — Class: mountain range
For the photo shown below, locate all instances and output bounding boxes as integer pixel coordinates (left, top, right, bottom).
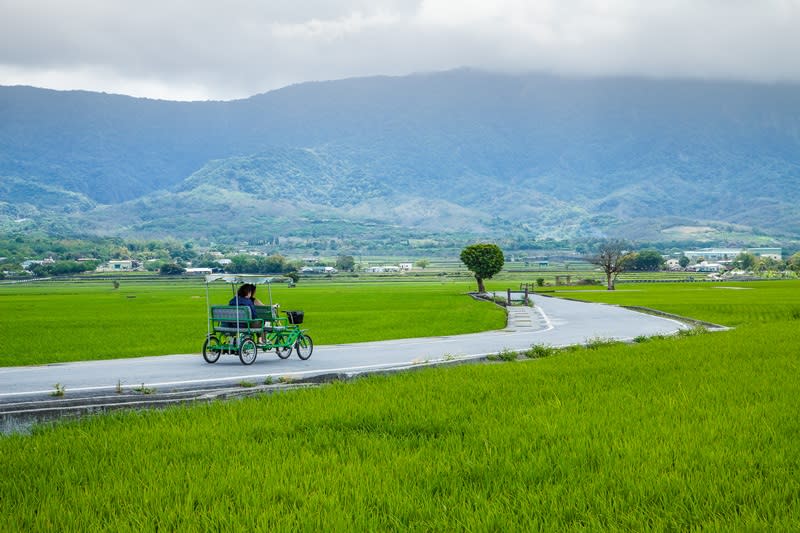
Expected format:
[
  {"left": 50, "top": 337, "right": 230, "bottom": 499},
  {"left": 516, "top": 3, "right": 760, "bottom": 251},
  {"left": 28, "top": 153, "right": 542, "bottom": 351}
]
[{"left": 1, "top": 69, "right": 799, "bottom": 246}]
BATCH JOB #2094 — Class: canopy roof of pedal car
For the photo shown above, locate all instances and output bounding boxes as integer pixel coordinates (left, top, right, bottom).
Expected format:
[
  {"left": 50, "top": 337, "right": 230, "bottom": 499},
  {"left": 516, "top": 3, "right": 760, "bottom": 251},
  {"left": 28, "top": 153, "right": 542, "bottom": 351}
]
[{"left": 204, "top": 274, "right": 292, "bottom": 285}]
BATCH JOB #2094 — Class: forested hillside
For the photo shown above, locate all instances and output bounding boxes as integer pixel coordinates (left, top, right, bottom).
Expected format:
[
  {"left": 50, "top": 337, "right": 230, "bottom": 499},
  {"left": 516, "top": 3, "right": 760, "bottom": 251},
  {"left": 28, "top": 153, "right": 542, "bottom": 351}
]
[{"left": 1, "top": 69, "right": 799, "bottom": 243}]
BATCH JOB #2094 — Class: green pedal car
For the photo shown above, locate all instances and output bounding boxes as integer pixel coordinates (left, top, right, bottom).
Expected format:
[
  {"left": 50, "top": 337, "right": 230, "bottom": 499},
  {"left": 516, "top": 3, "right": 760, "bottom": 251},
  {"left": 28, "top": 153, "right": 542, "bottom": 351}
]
[{"left": 201, "top": 274, "right": 313, "bottom": 365}]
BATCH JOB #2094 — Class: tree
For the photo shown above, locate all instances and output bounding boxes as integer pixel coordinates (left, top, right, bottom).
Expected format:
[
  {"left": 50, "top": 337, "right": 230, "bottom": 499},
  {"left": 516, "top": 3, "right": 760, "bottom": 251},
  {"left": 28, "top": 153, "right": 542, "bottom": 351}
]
[
  {"left": 415, "top": 259, "right": 430, "bottom": 269},
  {"left": 226, "top": 254, "right": 287, "bottom": 274},
  {"left": 628, "top": 250, "right": 665, "bottom": 271},
  {"left": 589, "top": 239, "right": 632, "bottom": 291},
  {"left": 788, "top": 252, "right": 800, "bottom": 273},
  {"left": 30, "top": 260, "right": 99, "bottom": 277},
  {"left": 679, "top": 255, "right": 690, "bottom": 268},
  {"left": 755, "top": 257, "right": 781, "bottom": 274},
  {"left": 285, "top": 269, "right": 299, "bottom": 283},
  {"left": 159, "top": 263, "right": 184, "bottom": 275},
  {"left": 460, "top": 243, "right": 504, "bottom": 293},
  {"left": 734, "top": 252, "right": 757, "bottom": 271},
  {"left": 335, "top": 255, "right": 355, "bottom": 272}
]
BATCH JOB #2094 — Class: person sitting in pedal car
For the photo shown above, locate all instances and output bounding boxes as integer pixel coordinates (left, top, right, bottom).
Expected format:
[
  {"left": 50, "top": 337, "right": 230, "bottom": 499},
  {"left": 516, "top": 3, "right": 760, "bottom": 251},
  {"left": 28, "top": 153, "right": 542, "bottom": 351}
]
[{"left": 228, "top": 284, "right": 264, "bottom": 341}]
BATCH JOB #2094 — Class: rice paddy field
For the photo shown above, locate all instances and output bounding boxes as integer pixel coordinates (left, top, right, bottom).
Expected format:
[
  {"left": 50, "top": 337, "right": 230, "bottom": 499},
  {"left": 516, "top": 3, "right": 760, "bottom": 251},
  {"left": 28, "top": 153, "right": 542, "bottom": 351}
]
[
  {"left": 546, "top": 279, "right": 800, "bottom": 327},
  {"left": 0, "top": 279, "right": 505, "bottom": 366},
  {"left": 1, "top": 280, "right": 799, "bottom": 530}
]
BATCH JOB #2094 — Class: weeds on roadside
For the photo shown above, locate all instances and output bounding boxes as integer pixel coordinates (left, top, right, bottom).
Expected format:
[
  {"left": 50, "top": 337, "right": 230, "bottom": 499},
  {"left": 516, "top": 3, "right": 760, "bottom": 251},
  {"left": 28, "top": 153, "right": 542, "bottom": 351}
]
[
  {"left": 133, "top": 383, "right": 155, "bottom": 395},
  {"left": 239, "top": 380, "right": 256, "bottom": 388},
  {"left": 51, "top": 383, "right": 65, "bottom": 397},
  {"left": 492, "top": 348, "right": 518, "bottom": 362},
  {"left": 525, "top": 344, "right": 558, "bottom": 359},
  {"left": 677, "top": 326, "right": 707, "bottom": 337},
  {"left": 585, "top": 337, "right": 620, "bottom": 350}
]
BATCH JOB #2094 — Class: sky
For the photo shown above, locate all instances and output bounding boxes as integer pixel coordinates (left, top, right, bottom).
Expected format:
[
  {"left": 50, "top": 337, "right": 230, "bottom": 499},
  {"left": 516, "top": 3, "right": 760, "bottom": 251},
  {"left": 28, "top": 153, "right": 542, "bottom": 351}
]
[{"left": 1, "top": 0, "right": 799, "bottom": 101}]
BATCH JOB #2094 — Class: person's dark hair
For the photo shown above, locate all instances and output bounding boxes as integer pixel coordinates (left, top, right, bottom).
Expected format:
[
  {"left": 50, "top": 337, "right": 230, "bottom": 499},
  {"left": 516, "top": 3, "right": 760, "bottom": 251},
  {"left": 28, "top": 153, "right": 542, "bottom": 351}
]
[
  {"left": 248, "top": 284, "right": 257, "bottom": 298},
  {"left": 237, "top": 284, "right": 251, "bottom": 298}
]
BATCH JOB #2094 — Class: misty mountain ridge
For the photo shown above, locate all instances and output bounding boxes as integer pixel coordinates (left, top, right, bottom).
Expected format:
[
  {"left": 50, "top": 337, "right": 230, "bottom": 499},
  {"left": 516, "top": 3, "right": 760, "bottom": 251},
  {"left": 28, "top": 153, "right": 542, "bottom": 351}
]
[{"left": 1, "top": 69, "right": 799, "bottom": 244}]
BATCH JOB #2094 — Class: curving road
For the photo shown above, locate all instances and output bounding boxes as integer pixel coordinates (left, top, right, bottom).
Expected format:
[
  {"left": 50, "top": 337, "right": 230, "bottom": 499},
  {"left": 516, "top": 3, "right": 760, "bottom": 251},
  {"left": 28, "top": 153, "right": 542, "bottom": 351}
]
[{"left": 0, "top": 295, "right": 687, "bottom": 400}]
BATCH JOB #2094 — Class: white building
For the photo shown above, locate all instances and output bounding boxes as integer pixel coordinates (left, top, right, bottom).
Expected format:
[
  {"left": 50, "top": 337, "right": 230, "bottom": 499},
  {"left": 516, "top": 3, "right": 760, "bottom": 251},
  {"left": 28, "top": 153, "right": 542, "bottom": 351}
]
[
  {"left": 684, "top": 247, "right": 782, "bottom": 263},
  {"left": 300, "top": 266, "right": 337, "bottom": 274},
  {"left": 365, "top": 265, "right": 401, "bottom": 273},
  {"left": 690, "top": 261, "right": 724, "bottom": 272},
  {"left": 96, "top": 260, "right": 139, "bottom": 272},
  {"left": 185, "top": 268, "right": 212, "bottom": 275}
]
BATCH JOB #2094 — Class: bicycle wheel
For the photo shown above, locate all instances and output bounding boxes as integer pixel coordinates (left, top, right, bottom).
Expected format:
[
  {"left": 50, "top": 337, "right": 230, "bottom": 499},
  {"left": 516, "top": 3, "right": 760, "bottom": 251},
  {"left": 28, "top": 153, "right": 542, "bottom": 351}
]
[
  {"left": 239, "top": 338, "right": 258, "bottom": 365},
  {"left": 202, "top": 335, "right": 221, "bottom": 364},
  {"left": 295, "top": 334, "right": 313, "bottom": 360},
  {"left": 276, "top": 344, "right": 293, "bottom": 359},
  {"left": 271, "top": 331, "right": 292, "bottom": 359}
]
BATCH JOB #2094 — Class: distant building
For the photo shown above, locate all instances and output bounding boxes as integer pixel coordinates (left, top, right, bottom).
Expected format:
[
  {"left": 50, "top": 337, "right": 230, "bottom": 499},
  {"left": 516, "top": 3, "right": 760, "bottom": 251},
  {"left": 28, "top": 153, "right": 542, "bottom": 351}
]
[
  {"left": 690, "top": 261, "right": 724, "bottom": 272},
  {"left": 747, "top": 248, "right": 782, "bottom": 260},
  {"left": 365, "top": 265, "right": 401, "bottom": 273},
  {"left": 684, "top": 247, "right": 782, "bottom": 263},
  {"left": 96, "top": 260, "right": 139, "bottom": 272},
  {"left": 21, "top": 257, "right": 55, "bottom": 270},
  {"left": 300, "top": 266, "right": 337, "bottom": 274},
  {"left": 399, "top": 262, "right": 413, "bottom": 271},
  {"left": 185, "top": 268, "right": 212, "bottom": 275}
]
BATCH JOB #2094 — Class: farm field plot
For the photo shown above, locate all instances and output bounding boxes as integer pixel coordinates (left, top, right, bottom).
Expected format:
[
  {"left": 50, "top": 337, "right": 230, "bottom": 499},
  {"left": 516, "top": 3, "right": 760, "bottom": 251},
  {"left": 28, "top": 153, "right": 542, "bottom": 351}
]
[
  {"left": 1, "top": 281, "right": 798, "bottom": 529},
  {"left": 548, "top": 279, "right": 800, "bottom": 326},
  {"left": 0, "top": 279, "right": 505, "bottom": 366}
]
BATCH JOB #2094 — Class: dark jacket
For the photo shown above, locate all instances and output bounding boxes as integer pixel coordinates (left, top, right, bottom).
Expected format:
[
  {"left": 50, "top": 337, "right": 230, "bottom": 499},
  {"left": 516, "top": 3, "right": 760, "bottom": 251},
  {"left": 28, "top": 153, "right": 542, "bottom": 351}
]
[{"left": 228, "top": 295, "right": 257, "bottom": 318}]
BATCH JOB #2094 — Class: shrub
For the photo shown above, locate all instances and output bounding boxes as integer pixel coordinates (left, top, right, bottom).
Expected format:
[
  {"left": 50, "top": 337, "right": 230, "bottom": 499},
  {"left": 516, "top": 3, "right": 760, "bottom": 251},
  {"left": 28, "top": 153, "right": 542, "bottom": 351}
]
[
  {"left": 159, "top": 263, "right": 184, "bottom": 275},
  {"left": 677, "top": 326, "right": 707, "bottom": 337},
  {"left": 585, "top": 337, "right": 620, "bottom": 350},
  {"left": 492, "top": 348, "right": 518, "bottom": 362},
  {"left": 524, "top": 344, "right": 558, "bottom": 358}
]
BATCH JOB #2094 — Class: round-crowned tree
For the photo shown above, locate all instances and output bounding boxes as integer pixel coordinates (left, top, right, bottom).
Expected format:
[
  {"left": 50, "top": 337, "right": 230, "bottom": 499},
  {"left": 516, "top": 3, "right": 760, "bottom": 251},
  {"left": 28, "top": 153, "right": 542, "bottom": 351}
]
[
  {"left": 159, "top": 262, "right": 185, "bottom": 275},
  {"left": 460, "top": 243, "right": 504, "bottom": 293}
]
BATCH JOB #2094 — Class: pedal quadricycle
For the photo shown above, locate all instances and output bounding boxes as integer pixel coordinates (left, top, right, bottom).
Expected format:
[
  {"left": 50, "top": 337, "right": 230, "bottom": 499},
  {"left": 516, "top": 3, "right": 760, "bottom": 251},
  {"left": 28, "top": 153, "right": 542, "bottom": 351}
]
[{"left": 201, "top": 274, "right": 313, "bottom": 365}]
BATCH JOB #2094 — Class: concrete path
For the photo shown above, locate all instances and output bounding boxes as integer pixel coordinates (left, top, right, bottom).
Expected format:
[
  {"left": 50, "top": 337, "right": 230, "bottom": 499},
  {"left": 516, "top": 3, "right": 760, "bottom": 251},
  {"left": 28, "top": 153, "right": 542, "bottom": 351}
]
[{"left": 0, "top": 296, "right": 687, "bottom": 400}]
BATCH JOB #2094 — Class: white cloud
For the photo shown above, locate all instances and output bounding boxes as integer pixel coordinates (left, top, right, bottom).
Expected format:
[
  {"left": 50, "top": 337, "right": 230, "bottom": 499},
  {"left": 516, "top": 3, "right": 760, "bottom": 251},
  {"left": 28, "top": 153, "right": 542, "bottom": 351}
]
[{"left": 0, "top": 0, "right": 798, "bottom": 100}]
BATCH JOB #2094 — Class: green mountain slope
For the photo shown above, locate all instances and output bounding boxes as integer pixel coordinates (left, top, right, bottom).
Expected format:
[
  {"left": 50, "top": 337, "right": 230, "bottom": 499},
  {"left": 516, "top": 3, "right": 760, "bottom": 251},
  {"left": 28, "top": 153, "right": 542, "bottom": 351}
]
[{"left": 1, "top": 70, "right": 799, "bottom": 242}]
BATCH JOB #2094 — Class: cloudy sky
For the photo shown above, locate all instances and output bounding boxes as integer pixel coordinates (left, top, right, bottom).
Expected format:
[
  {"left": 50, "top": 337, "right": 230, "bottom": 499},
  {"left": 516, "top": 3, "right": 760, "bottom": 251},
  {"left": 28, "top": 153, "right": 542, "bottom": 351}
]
[{"left": 1, "top": 0, "right": 799, "bottom": 101}]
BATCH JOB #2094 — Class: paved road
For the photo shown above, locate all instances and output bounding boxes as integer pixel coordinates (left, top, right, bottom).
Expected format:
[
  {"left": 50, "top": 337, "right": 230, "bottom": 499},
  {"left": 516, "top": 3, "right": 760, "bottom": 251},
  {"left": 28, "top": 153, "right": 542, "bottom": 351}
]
[{"left": 0, "top": 296, "right": 687, "bottom": 400}]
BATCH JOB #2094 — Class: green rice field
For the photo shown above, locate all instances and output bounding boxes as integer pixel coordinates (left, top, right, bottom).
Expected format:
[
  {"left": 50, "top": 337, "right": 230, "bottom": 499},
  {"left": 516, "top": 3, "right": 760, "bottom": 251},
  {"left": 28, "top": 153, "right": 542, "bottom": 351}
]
[
  {"left": 0, "top": 279, "right": 505, "bottom": 366},
  {"left": 547, "top": 279, "right": 800, "bottom": 326},
  {"left": 1, "top": 280, "right": 799, "bottom": 529}
]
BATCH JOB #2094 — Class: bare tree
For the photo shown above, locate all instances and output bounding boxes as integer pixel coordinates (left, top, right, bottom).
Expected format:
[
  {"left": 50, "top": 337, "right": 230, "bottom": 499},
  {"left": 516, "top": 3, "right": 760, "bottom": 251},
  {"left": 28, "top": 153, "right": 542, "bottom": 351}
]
[{"left": 589, "top": 239, "right": 631, "bottom": 291}]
